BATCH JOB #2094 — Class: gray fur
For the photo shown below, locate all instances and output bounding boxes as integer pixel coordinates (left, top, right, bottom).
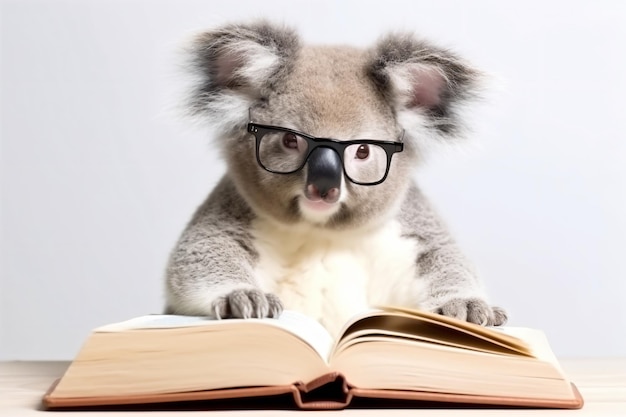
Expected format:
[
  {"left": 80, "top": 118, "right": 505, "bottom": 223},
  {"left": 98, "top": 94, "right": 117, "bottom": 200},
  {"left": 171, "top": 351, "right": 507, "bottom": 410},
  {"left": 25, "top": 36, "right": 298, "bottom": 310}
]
[
  {"left": 368, "top": 33, "right": 482, "bottom": 137},
  {"left": 165, "top": 177, "right": 282, "bottom": 318},
  {"left": 398, "top": 184, "right": 505, "bottom": 325},
  {"left": 186, "top": 20, "right": 300, "bottom": 121},
  {"left": 166, "top": 21, "right": 507, "bottom": 327}
]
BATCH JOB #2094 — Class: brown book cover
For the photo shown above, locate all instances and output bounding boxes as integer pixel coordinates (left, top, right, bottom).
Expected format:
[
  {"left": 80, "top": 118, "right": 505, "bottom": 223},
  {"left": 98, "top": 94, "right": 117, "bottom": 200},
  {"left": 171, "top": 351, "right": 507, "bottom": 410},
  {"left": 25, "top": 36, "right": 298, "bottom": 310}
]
[{"left": 43, "top": 372, "right": 584, "bottom": 410}]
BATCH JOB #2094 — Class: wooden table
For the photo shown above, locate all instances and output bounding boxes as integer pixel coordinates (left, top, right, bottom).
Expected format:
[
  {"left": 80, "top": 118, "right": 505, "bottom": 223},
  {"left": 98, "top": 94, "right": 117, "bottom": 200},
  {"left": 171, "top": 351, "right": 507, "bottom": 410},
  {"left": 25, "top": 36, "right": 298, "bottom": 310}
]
[{"left": 2, "top": 359, "right": 625, "bottom": 416}]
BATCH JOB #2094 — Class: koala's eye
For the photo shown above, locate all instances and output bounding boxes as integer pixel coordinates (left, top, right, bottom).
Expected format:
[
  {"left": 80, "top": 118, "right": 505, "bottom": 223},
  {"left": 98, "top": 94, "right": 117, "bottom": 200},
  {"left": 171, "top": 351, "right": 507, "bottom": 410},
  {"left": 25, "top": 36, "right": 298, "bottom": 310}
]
[
  {"left": 355, "top": 144, "right": 370, "bottom": 160},
  {"left": 282, "top": 133, "right": 299, "bottom": 150}
]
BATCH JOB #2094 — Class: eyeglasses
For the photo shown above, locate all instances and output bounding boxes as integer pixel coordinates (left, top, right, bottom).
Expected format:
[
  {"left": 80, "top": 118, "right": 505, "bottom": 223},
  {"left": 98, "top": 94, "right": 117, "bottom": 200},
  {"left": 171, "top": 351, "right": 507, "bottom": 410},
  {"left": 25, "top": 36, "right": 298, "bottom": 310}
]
[{"left": 247, "top": 123, "right": 404, "bottom": 186}]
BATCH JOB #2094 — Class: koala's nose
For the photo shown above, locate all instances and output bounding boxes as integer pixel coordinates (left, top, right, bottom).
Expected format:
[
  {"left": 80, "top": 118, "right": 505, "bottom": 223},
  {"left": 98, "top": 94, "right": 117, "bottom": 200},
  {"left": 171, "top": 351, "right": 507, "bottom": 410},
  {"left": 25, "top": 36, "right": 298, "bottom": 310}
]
[{"left": 305, "top": 147, "right": 342, "bottom": 203}]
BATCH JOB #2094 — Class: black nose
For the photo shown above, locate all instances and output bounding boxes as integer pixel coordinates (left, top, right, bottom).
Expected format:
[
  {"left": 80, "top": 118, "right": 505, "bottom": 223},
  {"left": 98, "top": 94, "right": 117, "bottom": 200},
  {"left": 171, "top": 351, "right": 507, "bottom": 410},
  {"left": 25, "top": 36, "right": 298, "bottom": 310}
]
[{"left": 305, "top": 147, "right": 342, "bottom": 203}]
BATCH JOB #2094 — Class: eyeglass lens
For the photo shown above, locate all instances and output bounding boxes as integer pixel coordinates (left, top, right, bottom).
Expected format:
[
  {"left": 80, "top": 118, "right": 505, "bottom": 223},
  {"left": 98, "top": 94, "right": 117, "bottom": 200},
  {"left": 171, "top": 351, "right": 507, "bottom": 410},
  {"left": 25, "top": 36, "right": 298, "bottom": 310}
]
[{"left": 257, "top": 129, "right": 389, "bottom": 184}]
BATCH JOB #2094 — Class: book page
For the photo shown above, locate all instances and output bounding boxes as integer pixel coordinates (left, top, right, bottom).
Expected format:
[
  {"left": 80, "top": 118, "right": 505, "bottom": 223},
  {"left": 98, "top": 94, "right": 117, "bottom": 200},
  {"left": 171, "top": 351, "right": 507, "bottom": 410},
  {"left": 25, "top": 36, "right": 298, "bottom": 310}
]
[
  {"left": 491, "top": 326, "right": 566, "bottom": 375},
  {"left": 57, "top": 311, "right": 334, "bottom": 398},
  {"left": 330, "top": 335, "right": 575, "bottom": 401},
  {"left": 330, "top": 311, "right": 575, "bottom": 402},
  {"left": 96, "top": 315, "right": 216, "bottom": 331},
  {"left": 365, "top": 306, "right": 531, "bottom": 354},
  {"left": 96, "top": 310, "right": 334, "bottom": 360},
  {"left": 269, "top": 311, "right": 334, "bottom": 360},
  {"left": 335, "top": 323, "right": 524, "bottom": 358}
]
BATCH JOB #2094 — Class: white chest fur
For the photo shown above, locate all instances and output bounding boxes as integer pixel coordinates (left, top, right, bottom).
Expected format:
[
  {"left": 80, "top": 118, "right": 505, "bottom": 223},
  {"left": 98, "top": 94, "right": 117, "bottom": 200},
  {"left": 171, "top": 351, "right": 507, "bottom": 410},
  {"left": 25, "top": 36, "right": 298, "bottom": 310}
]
[{"left": 251, "top": 218, "right": 425, "bottom": 336}]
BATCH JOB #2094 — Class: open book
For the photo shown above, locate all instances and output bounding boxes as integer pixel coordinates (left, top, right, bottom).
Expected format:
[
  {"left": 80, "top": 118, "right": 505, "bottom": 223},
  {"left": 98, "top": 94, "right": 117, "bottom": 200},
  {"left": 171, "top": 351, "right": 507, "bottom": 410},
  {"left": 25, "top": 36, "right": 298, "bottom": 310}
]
[{"left": 43, "top": 306, "right": 583, "bottom": 410}]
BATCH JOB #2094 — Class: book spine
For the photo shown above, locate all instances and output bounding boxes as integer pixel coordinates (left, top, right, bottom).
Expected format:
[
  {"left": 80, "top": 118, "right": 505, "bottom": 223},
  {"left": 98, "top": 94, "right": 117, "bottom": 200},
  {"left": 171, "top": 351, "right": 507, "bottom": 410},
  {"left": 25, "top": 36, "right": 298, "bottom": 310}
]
[{"left": 291, "top": 373, "right": 352, "bottom": 410}]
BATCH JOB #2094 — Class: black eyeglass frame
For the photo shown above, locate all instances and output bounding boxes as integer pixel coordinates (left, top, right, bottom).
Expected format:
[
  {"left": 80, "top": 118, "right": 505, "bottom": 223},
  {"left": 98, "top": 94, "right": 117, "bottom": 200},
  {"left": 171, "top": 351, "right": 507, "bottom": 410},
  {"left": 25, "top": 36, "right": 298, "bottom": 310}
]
[{"left": 247, "top": 122, "right": 404, "bottom": 186}]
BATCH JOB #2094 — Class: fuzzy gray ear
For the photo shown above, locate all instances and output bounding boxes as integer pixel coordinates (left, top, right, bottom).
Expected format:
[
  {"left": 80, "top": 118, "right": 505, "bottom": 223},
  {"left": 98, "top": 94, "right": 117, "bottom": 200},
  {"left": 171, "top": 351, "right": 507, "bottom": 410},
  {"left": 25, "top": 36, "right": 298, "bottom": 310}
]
[
  {"left": 185, "top": 21, "right": 300, "bottom": 129},
  {"left": 367, "top": 33, "right": 482, "bottom": 139}
]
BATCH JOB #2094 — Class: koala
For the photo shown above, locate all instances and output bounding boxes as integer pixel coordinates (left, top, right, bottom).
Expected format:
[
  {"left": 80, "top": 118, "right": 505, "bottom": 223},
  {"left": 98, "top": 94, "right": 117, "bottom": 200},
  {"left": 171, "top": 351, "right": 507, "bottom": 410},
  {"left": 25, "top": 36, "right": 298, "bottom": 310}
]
[{"left": 165, "top": 21, "right": 507, "bottom": 336}]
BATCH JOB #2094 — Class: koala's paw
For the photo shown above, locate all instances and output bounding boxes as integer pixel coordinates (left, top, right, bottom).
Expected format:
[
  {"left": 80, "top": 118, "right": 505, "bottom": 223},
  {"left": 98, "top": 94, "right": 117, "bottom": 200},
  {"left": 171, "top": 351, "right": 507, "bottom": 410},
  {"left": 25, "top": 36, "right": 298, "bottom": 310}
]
[
  {"left": 490, "top": 305, "right": 508, "bottom": 326},
  {"left": 436, "top": 298, "right": 508, "bottom": 326},
  {"left": 212, "top": 289, "right": 283, "bottom": 319}
]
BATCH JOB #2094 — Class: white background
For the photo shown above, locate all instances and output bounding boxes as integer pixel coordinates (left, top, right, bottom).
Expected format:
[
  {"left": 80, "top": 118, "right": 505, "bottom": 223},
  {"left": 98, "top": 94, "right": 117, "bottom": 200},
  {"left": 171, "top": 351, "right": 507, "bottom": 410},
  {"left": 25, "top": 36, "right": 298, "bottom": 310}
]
[{"left": 2, "top": 0, "right": 625, "bottom": 360}]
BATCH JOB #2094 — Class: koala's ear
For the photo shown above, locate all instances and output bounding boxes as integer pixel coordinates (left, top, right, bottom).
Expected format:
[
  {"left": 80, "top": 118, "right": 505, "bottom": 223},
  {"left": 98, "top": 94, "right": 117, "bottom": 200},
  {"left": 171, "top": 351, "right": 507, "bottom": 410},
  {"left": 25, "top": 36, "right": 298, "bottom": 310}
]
[
  {"left": 185, "top": 21, "right": 300, "bottom": 129},
  {"left": 367, "top": 33, "right": 482, "bottom": 139}
]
